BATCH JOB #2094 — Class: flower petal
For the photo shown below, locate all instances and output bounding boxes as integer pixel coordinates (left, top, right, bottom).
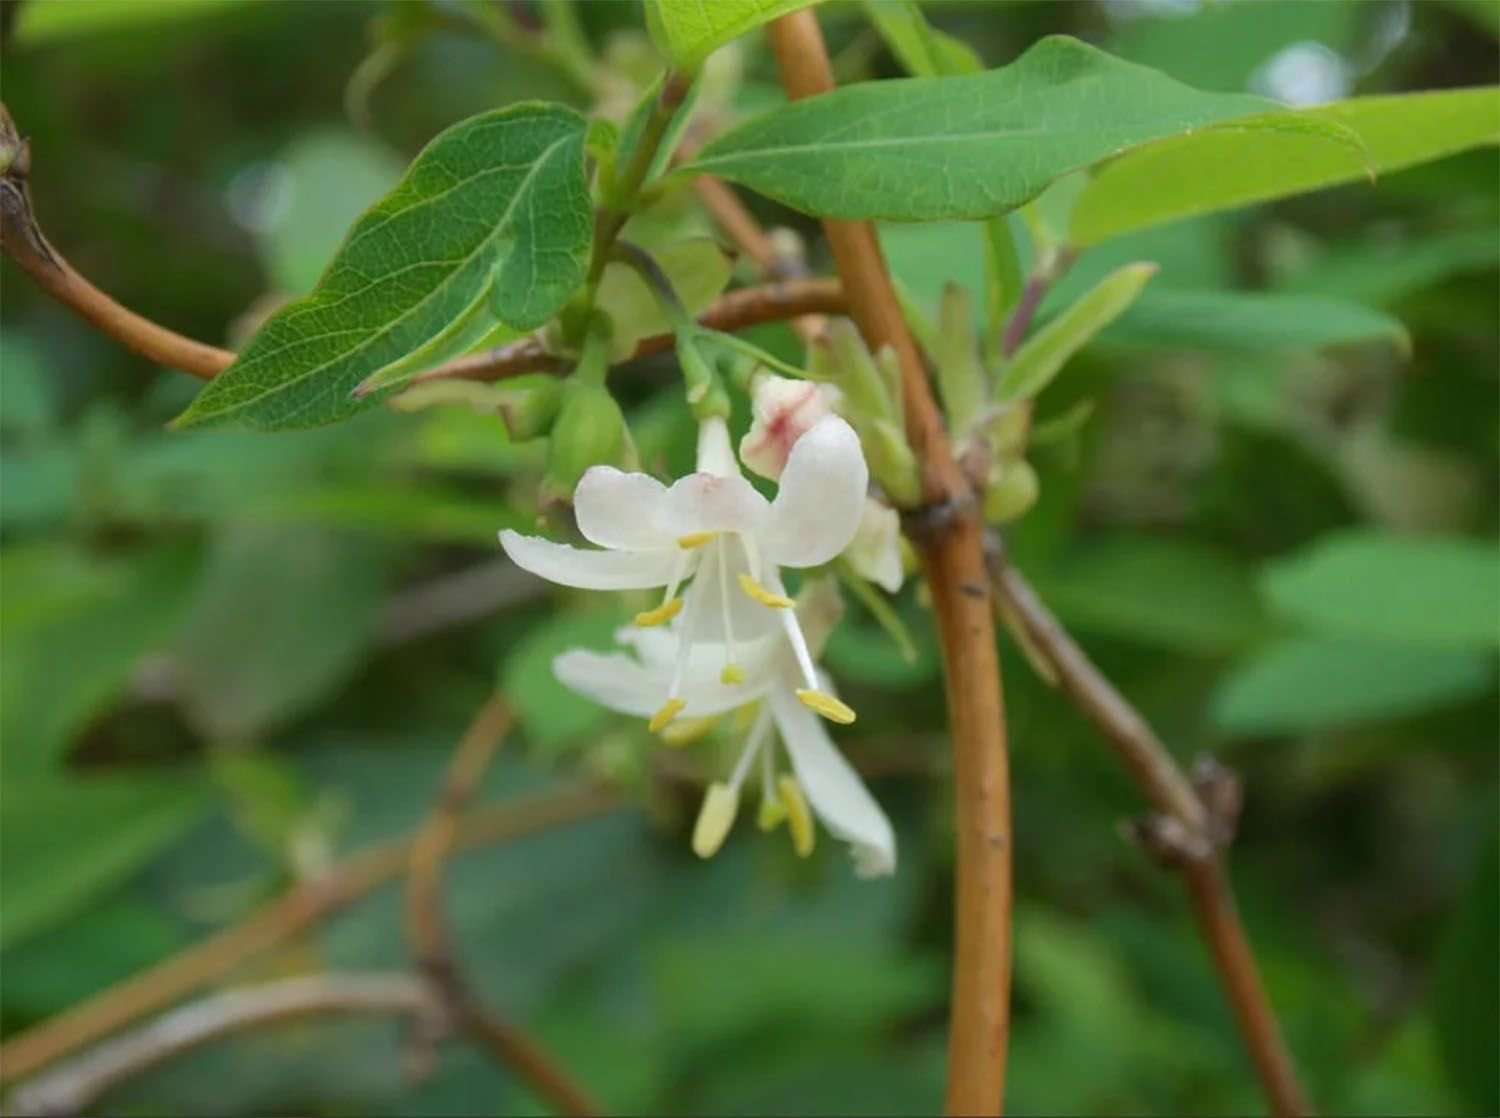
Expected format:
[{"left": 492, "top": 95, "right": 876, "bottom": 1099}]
[
  {"left": 500, "top": 529, "right": 684, "bottom": 590},
  {"left": 761, "top": 416, "right": 869, "bottom": 569},
  {"left": 661, "top": 472, "right": 769, "bottom": 537},
  {"left": 769, "top": 683, "right": 896, "bottom": 877},
  {"left": 554, "top": 647, "right": 768, "bottom": 718},
  {"left": 847, "top": 498, "right": 904, "bottom": 593},
  {"left": 573, "top": 467, "right": 674, "bottom": 550}
]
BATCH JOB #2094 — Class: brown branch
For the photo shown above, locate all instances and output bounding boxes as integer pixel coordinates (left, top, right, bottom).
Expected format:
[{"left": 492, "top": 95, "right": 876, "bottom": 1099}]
[
  {"left": 410, "top": 277, "right": 847, "bottom": 387},
  {"left": 984, "top": 537, "right": 1311, "bottom": 1118},
  {"left": 767, "top": 14, "right": 1013, "bottom": 1115},
  {"left": 6, "top": 973, "right": 435, "bottom": 1117},
  {"left": 404, "top": 696, "right": 599, "bottom": 1117},
  {"left": 0, "top": 103, "right": 233, "bottom": 380},
  {"left": 0, "top": 783, "right": 622, "bottom": 1088}
]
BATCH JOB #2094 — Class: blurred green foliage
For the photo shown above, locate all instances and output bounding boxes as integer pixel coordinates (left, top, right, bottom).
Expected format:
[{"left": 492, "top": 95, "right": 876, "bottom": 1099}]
[{"left": 0, "top": 1, "right": 1495, "bottom": 1115}]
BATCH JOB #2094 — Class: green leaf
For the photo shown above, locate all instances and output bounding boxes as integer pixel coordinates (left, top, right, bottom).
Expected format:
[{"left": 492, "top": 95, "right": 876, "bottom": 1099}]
[
  {"left": 1212, "top": 637, "right": 1492, "bottom": 736},
  {"left": 644, "top": 0, "right": 823, "bottom": 69},
  {"left": 594, "top": 238, "right": 734, "bottom": 360},
  {"left": 1262, "top": 532, "right": 1500, "bottom": 649},
  {"left": 1102, "top": 289, "right": 1409, "bottom": 353},
  {"left": 1072, "top": 88, "right": 1499, "bottom": 245},
  {"left": 1276, "top": 228, "right": 1500, "bottom": 307},
  {"left": 862, "top": 0, "right": 981, "bottom": 78},
  {"left": 173, "top": 104, "right": 591, "bottom": 430},
  {"left": 17, "top": 0, "right": 250, "bottom": 42},
  {"left": 502, "top": 610, "right": 624, "bottom": 751},
  {"left": 0, "top": 773, "right": 209, "bottom": 948},
  {"left": 1432, "top": 816, "right": 1500, "bottom": 1115},
  {"left": 0, "top": 545, "right": 196, "bottom": 773},
  {"left": 998, "top": 262, "right": 1156, "bottom": 400},
  {"left": 688, "top": 37, "right": 1287, "bottom": 221},
  {"left": 1034, "top": 535, "right": 1272, "bottom": 654},
  {"left": 169, "top": 524, "right": 394, "bottom": 742}
]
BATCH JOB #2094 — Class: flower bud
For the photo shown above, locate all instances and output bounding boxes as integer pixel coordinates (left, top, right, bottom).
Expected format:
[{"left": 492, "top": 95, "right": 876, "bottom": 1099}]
[
  {"left": 935, "top": 283, "right": 986, "bottom": 430},
  {"left": 739, "top": 373, "right": 839, "bottom": 480},
  {"left": 983, "top": 458, "right": 1039, "bottom": 524},
  {"left": 542, "top": 381, "right": 633, "bottom": 506},
  {"left": 493, "top": 376, "right": 565, "bottom": 441},
  {"left": 864, "top": 418, "right": 922, "bottom": 508}
]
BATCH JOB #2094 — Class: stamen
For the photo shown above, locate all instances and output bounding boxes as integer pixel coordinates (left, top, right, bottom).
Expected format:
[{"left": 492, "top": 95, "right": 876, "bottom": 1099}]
[
  {"left": 692, "top": 783, "right": 739, "bottom": 858},
  {"left": 677, "top": 531, "right": 716, "bottom": 549},
  {"left": 777, "top": 775, "right": 816, "bottom": 857},
  {"left": 634, "top": 597, "right": 683, "bottom": 627},
  {"left": 716, "top": 541, "right": 741, "bottom": 683},
  {"left": 728, "top": 707, "right": 773, "bottom": 792},
  {"left": 796, "top": 689, "right": 857, "bottom": 724},
  {"left": 738, "top": 572, "right": 793, "bottom": 609},
  {"left": 720, "top": 664, "right": 746, "bottom": 685},
  {"left": 658, "top": 714, "right": 718, "bottom": 747},
  {"left": 758, "top": 797, "right": 788, "bottom": 831},
  {"left": 777, "top": 591, "right": 823, "bottom": 692},
  {"left": 649, "top": 697, "right": 685, "bottom": 733}
]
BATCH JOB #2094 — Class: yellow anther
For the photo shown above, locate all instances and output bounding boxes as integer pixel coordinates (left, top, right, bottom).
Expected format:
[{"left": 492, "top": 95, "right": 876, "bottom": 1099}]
[
  {"left": 658, "top": 715, "right": 718, "bottom": 747},
  {"left": 796, "top": 688, "right": 856, "bottom": 724},
  {"left": 633, "top": 597, "right": 683, "bottom": 627},
  {"left": 778, "top": 775, "right": 815, "bottom": 857},
  {"left": 737, "top": 572, "right": 793, "bottom": 609},
  {"left": 691, "top": 782, "right": 739, "bottom": 858},
  {"left": 676, "top": 531, "right": 717, "bottom": 549},
  {"left": 757, "top": 795, "right": 788, "bottom": 832},
  {"left": 649, "top": 697, "right": 686, "bottom": 733},
  {"left": 720, "top": 663, "right": 746, "bottom": 685}
]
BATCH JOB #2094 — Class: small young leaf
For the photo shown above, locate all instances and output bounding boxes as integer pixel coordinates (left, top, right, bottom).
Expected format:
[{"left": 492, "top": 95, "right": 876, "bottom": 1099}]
[
  {"left": 644, "top": 0, "right": 823, "bottom": 69},
  {"left": 862, "top": 0, "right": 981, "bottom": 78},
  {"left": 998, "top": 262, "right": 1156, "bottom": 400},
  {"left": 174, "top": 103, "right": 591, "bottom": 430},
  {"left": 688, "top": 37, "right": 1289, "bottom": 222},
  {"left": 1102, "top": 289, "right": 1409, "bottom": 353},
  {"left": 1072, "top": 88, "right": 1499, "bottom": 245}
]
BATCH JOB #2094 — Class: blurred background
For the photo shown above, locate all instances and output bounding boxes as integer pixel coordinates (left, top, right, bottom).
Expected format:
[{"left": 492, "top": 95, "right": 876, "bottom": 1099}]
[{"left": 0, "top": 1, "right": 1495, "bottom": 1114}]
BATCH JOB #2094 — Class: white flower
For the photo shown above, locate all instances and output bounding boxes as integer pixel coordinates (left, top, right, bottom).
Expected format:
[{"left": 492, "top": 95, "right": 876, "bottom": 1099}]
[
  {"left": 554, "top": 581, "right": 896, "bottom": 877},
  {"left": 738, "top": 374, "right": 841, "bottom": 481},
  {"left": 847, "top": 498, "right": 904, "bottom": 593},
  {"left": 499, "top": 414, "right": 870, "bottom": 731}
]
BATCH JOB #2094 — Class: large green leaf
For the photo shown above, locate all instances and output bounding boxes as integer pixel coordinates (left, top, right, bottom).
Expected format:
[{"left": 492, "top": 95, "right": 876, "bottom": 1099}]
[
  {"left": 644, "top": 0, "right": 821, "bottom": 69},
  {"left": 1212, "top": 637, "right": 1492, "bottom": 736},
  {"left": 1072, "top": 88, "right": 1499, "bottom": 245},
  {"left": 0, "top": 773, "right": 209, "bottom": 948},
  {"left": 0, "top": 544, "right": 196, "bottom": 774},
  {"left": 169, "top": 524, "right": 394, "bottom": 742},
  {"left": 1262, "top": 532, "right": 1500, "bottom": 649},
  {"left": 1102, "top": 289, "right": 1408, "bottom": 353},
  {"left": 174, "top": 104, "right": 591, "bottom": 430},
  {"left": 688, "top": 37, "right": 1350, "bottom": 222}
]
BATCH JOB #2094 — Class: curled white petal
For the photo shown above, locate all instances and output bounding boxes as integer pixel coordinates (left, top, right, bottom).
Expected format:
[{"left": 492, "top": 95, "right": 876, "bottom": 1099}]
[
  {"left": 574, "top": 467, "right": 673, "bottom": 551},
  {"left": 661, "top": 472, "right": 770, "bottom": 537},
  {"left": 739, "top": 375, "right": 837, "bottom": 481},
  {"left": 499, "top": 529, "right": 684, "bottom": 591},
  {"left": 761, "top": 416, "right": 869, "bottom": 569},
  {"left": 554, "top": 648, "right": 769, "bottom": 718},
  {"left": 768, "top": 684, "right": 896, "bottom": 877},
  {"left": 847, "top": 498, "right": 904, "bottom": 593}
]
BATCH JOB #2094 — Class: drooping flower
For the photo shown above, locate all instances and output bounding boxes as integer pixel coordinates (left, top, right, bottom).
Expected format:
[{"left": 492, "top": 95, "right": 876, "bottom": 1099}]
[
  {"left": 554, "top": 580, "right": 896, "bottom": 877},
  {"left": 498, "top": 414, "right": 869, "bottom": 731},
  {"left": 738, "top": 373, "right": 841, "bottom": 481}
]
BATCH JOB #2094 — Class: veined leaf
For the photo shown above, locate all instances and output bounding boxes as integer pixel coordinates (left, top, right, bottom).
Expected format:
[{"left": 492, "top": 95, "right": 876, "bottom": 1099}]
[
  {"left": 998, "top": 263, "right": 1156, "bottom": 400},
  {"left": 689, "top": 36, "right": 1300, "bottom": 222},
  {"left": 174, "top": 104, "right": 591, "bottom": 430},
  {"left": 1072, "top": 87, "right": 1499, "bottom": 245},
  {"left": 645, "top": 0, "right": 822, "bottom": 69},
  {"left": 1102, "top": 289, "right": 1409, "bottom": 353},
  {"left": 1262, "top": 532, "right": 1500, "bottom": 649},
  {"left": 862, "top": 0, "right": 981, "bottom": 78}
]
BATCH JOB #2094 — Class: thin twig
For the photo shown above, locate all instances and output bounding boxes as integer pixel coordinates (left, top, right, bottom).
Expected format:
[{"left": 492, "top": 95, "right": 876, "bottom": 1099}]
[
  {"left": 0, "top": 784, "right": 622, "bottom": 1088},
  {"left": 984, "top": 535, "right": 1311, "bottom": 1118},
  {"left": 410, "top": 277, "right": 847, "bottom": 386},
  {"left": 404, "top": 697, "right": 599, "bottom": 1117},
  {"left": 6, "top": 973, "right": 435, "bottom": 1117},
  {"left": 0, "top": 105, "right": 232, "bottom": 379},
  {"left": 767, "top": 13, "right": 1014, "bottom": 1115}
]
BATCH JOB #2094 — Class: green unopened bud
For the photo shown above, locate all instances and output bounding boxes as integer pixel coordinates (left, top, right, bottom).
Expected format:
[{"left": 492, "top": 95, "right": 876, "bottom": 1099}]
[
  {"left": 542, "top": 381, "right": 633, "bottom": 505},
  {"left": 495, "top": 376, "right": 565, "bottom": 441},
  {"left": 817, "top": 320, "right": 897, "bottom": 424},
  {"left": 935, "top": 283, "right": 985, "bottom": 430},
  {"left": 983, "top": 458, "right": 1039, "bottom": 524},
  {"left": 864, "top": 417, "right": 922, "bottom": 508}
]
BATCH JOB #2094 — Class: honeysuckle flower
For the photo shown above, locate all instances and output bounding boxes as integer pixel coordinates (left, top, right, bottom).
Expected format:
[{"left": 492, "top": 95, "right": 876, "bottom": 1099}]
[
  {"left": 847, "top": 497, "right": 904, "bottom": 594},
  {"left": 739, "top": 373, "right": 841, "bottom": 481},
  {"left": 554, "top": 580, "right": 896, "bottom": 877},
  {"left": 499, "top": 414, "right": 869, "bottom": 732}
]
